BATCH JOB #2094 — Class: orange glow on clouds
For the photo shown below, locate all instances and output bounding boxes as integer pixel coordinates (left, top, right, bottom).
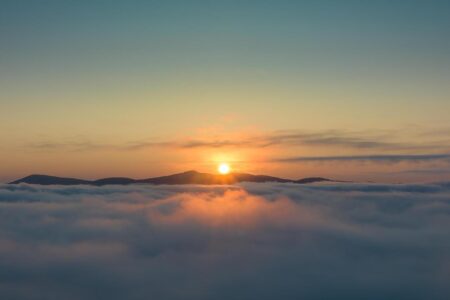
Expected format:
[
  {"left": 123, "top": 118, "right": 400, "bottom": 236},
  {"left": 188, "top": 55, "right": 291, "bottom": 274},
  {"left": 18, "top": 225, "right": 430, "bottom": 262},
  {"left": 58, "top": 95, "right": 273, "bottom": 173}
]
[{"left": 147, "top": 189, "right": 319, "bottom": 228}]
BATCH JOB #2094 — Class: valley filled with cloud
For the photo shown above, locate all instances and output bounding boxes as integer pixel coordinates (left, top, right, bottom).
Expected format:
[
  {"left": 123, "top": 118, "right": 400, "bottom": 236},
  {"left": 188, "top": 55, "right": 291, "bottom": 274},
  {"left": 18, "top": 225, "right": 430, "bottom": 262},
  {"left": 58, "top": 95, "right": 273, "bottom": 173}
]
[{"left": 0, "top": 182, "right": 449, "bottom": 299}]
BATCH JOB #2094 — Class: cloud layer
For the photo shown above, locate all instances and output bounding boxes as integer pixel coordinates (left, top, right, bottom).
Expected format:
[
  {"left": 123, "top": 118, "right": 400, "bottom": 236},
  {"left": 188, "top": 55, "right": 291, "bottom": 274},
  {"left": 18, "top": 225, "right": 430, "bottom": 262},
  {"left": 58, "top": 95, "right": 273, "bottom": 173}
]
[
  {"left": 26, "top": 128, "right": 450, "bottom": 153},
  {"left": 1, "top": 183, "right": 450, "bottom": 299},
  {"left": 275, "top": 153, "right": 450, "bottom": 163}
]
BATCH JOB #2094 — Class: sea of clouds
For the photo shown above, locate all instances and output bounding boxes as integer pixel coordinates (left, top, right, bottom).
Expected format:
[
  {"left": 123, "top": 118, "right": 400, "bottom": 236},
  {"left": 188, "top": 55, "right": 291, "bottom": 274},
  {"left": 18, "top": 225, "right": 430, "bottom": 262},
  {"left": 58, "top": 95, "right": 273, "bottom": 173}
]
[{"left": 0, "top": 182, "right": 449, "bottom": 300}]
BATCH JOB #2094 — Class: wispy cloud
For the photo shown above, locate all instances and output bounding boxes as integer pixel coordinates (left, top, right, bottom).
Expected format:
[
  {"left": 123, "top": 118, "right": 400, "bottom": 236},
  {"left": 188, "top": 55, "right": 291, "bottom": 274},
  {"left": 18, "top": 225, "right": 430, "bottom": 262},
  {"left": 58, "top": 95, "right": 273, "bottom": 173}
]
[
  {"left": 274, "top": 154, "right": 450, "bottom": 163},
  {"left": 28, "top": 141, "right": 115, "bottom": 152},
  {"left": 397, "top": 167, "right": 450, "bottom": 174},
  {"left": 125, "top": 130, "right": 416, "bottom": 150},
  {"left": 25, "top": 128, "right": 450, "bottom": 153}
]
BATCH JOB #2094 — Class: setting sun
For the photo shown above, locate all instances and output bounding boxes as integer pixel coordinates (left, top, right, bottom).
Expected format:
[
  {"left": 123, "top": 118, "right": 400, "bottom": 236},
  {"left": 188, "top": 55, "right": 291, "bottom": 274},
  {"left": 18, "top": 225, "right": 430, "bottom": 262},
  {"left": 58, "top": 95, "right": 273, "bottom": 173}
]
[{"left": 218, "top": 163, "right": 231, "bottom": 175}]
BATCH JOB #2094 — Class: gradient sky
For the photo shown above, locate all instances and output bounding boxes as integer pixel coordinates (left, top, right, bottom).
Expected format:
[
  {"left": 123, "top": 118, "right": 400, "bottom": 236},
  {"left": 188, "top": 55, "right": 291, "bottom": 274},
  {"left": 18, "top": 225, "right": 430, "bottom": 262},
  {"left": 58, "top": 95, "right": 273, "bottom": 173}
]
[{"left": 1, "top": 0, "right": 450, "bottom": 182}]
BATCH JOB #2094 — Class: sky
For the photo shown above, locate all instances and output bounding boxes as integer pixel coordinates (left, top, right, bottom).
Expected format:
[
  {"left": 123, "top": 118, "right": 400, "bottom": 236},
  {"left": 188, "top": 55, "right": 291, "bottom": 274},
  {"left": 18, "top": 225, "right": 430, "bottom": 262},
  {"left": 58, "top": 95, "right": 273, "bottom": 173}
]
[{"left": 1, "top": 0, "right": 450, "bottom": 182}]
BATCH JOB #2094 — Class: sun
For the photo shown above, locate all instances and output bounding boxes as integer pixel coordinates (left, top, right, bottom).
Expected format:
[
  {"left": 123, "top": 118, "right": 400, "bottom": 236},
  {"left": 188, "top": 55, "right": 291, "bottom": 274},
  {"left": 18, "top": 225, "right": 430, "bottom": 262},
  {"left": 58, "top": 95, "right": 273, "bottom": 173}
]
[{"left": 218, "top": 163, "right": 231, "bottom": 175}]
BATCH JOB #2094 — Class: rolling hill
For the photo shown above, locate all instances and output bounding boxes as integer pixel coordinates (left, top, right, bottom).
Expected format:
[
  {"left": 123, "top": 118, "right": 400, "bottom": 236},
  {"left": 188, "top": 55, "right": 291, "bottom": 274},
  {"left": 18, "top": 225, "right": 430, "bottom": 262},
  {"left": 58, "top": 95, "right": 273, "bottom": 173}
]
[{"left": 10, "top": 170, "right": 332, "bottom": 186}]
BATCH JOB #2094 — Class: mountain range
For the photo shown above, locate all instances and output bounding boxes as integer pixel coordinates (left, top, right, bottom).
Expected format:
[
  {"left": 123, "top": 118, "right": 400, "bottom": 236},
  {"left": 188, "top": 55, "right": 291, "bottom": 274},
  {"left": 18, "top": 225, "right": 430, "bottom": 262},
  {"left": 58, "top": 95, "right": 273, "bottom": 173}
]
[{"left": 9, "top": 170, "right": 332, "bottom": 186}]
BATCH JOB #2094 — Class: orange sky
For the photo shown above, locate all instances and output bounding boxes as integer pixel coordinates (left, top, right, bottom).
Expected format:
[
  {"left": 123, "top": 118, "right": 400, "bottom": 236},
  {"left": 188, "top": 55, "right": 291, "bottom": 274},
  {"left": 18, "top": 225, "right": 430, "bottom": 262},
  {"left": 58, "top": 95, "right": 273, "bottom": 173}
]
[{"left": 2, "top": 124, "right": 450, "bottom": 183}]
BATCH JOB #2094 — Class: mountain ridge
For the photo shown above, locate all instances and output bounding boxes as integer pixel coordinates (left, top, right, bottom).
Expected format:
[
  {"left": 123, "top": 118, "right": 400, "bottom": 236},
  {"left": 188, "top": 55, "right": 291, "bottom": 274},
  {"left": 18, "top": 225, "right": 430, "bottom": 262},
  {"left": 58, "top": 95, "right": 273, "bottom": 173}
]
[{"left": 9, "top": 170, "right": 333, "bottom": 186}]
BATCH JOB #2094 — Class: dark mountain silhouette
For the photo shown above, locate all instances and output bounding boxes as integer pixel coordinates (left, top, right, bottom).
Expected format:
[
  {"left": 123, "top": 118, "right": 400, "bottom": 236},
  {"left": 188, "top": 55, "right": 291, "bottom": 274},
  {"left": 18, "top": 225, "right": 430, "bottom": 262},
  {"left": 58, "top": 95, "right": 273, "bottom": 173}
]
[
  {"left": 295, "top": 177, "right": 330, "bottom": 184},
  {"left": 10, "top": 174, "right": 91, "bottom": 185},
  {"left": 10, "top": 170, "right": 332, "bottom": 186},
  {"left": 139, "top": 170, "right": 223, "bottom": 185},
  {"left": 93, "top": 177, "right": 137, "bottom": 185}
]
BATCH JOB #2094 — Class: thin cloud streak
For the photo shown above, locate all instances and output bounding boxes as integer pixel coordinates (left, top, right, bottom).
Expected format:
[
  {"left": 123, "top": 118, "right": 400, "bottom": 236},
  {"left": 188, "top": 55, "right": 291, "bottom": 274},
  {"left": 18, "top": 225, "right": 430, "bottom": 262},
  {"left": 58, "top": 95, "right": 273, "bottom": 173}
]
[
  {"left": 26, "top": 129, "right": 450, "bottom": 153},
  {"left": 275, "top": 154, "right": 450, "bottom": 163}
]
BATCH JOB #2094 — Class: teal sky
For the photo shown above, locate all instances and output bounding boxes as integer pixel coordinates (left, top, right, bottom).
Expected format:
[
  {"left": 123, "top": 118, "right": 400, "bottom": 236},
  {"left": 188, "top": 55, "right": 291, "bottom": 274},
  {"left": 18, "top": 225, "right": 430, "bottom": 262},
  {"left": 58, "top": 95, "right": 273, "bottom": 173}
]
[{"left": 1, "top": 0, "right": 450, "bottom": 182}]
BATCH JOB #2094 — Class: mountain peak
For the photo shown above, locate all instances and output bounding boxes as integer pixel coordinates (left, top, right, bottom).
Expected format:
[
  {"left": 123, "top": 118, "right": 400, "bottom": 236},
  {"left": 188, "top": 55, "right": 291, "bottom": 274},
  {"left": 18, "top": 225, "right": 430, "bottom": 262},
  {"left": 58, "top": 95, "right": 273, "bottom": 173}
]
[{"left": 180, "top": 170, "right": 200, "bottom": 175}]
